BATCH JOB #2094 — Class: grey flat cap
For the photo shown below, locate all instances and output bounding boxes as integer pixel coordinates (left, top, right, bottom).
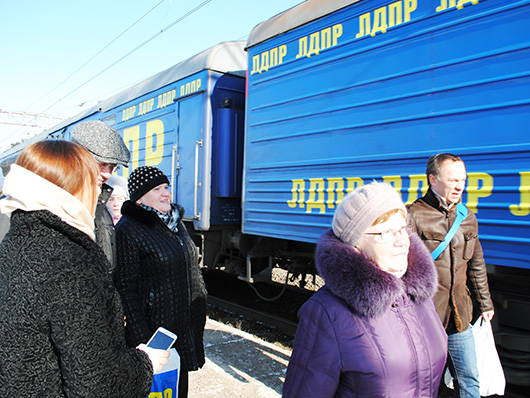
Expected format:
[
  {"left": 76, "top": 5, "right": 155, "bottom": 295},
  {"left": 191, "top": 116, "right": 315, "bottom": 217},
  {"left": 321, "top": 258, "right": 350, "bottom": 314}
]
[{"left": 71, "top": 120, "right": 130, "bottom": 166}]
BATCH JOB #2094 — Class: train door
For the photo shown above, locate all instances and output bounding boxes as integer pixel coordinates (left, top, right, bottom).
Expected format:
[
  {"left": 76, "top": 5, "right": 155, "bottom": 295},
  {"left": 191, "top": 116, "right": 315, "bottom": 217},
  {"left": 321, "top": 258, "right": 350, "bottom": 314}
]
[{"left": 175, "top": 94, "right": 203, "bottom": 223}]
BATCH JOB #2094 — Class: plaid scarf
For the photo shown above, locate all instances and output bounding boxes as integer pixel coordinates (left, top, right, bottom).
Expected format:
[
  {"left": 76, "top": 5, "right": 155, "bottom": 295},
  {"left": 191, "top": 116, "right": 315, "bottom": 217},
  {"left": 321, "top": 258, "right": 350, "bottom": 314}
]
[{"left": 140, "top": 203, "right": 179, "bottom": 233}]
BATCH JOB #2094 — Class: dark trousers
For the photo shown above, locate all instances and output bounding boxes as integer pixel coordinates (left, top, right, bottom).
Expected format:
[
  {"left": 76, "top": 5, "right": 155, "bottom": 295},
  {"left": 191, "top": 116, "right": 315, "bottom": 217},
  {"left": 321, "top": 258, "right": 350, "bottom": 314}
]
[{"left": 178, "top": 369, "right": 188, "bottom": 398}]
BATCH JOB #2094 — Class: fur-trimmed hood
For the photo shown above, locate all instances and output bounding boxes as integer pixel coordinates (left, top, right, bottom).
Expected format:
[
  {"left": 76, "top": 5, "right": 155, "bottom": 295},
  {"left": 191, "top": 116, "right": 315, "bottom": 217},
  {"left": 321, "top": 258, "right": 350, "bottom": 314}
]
[{"left": 316, "top": 229, "right": 437, "bottom": 318}]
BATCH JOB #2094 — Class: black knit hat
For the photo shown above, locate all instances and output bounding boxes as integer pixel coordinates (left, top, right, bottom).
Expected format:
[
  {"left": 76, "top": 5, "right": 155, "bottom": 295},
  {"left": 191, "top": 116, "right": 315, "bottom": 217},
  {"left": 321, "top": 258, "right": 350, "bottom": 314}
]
[{"left": 128, "top": 166, "right": 169, "bottom": 203}]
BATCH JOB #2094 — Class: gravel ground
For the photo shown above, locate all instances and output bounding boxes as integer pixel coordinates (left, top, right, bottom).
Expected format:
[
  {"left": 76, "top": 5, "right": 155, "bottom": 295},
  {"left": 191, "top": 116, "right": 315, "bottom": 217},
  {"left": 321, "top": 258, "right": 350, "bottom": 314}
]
[
  {"left": 202, "top": 268, "right": 324, "bottom": 351},
  {"left": 203, "top": 271, "right": 302, "bottom": 350},
  {"left": 270, "top": 268, "right": 324, "bottom": 292},
  {"left": 203, "top": 270, "right": 312, "bottom": 323},
  {"left": 206, "top": 303, "right": 294, "bottom": 351}
]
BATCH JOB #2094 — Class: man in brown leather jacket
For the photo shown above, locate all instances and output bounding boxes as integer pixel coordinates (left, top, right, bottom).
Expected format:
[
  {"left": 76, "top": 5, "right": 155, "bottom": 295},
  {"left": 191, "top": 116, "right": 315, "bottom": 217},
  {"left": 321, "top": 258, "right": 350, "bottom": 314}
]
[{"left": 408, "top": 153, "right": 494, "bottom": 398}]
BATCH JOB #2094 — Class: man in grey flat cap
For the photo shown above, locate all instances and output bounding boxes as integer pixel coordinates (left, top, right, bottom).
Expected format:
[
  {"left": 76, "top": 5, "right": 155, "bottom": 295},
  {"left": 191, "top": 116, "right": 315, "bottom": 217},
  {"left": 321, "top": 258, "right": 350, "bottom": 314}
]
[{"left": 71, "top": 120, "right": 130, "bottom": 272}]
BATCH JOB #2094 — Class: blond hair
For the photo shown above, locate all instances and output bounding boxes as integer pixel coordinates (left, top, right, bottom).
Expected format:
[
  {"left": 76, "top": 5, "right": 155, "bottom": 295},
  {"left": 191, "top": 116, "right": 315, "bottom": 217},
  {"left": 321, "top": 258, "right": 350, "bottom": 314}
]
[{"left": 372, "top": 208, "right": 406, "bottom": 226}]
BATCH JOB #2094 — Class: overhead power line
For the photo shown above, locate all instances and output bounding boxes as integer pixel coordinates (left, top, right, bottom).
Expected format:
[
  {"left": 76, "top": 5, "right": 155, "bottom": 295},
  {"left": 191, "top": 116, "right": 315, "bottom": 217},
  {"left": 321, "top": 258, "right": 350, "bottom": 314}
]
[
  {"left": 25, "top": 0, "right": 167, "bottom": 112},
  {"left": 41, "top": 0, "right": 213, "bottom": 114}
]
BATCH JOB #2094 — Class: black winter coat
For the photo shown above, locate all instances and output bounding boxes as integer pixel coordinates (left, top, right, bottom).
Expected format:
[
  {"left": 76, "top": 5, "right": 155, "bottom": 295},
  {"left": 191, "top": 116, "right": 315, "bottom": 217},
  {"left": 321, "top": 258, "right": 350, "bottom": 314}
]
[
  {"left": 94, "top": 182, "right": 115, "bottom": 271},
  {"left": 0, "top": 210, "right": 153, "bottom": 397},
  {"left": 114, "top": 201, "right": 207, "bottom": 371}
]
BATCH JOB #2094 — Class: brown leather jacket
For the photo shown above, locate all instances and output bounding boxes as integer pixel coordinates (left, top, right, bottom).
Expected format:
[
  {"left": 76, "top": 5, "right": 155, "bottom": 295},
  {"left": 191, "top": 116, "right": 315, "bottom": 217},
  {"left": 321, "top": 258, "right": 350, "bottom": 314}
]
[{"left": 407, "top": 188, "right": 493, "bottom": 333}]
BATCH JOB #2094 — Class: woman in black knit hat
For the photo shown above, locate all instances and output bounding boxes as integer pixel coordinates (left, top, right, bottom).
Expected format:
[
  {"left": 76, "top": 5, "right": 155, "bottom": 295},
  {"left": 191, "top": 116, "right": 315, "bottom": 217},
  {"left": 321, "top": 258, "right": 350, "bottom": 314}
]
[{"left": 114, "top": 166, "right": 207, "bottom": 398}]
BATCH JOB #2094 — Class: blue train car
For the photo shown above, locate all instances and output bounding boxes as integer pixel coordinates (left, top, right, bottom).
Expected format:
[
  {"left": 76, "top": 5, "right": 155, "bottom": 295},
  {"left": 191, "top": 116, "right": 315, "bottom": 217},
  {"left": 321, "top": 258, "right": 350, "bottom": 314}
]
[
  {"left": 244, "top": 0, "right": 530, "bottom": 267},
  {"left": 1, "top": 41, "right": 247, "bottom": 267},
  {"left": 244, "top": 0, "right": 530, "bottom": 387}
]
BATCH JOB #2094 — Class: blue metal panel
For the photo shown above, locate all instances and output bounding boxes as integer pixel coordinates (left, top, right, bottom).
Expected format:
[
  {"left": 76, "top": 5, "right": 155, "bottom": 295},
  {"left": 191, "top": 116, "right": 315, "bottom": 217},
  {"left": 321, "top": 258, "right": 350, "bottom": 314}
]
[
  {"left": 176, "top": 93, "right": 204, "bottom": 223},
  {"left": 243, "top": 0, "right": 530, "bottom": 269}
]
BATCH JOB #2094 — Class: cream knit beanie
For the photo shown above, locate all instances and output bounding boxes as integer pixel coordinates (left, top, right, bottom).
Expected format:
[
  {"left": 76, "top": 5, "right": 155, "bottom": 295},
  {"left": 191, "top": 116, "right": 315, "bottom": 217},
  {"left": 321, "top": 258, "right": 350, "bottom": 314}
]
[{"left": 332, "top": 182, "right": 406, "bottom": 247}]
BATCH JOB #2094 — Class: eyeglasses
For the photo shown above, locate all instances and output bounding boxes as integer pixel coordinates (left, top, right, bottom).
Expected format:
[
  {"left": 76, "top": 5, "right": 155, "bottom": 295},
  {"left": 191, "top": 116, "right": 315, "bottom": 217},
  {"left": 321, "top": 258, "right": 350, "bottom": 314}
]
[{"left": 364, "top": 226, "right": 412, "bottom": 243}]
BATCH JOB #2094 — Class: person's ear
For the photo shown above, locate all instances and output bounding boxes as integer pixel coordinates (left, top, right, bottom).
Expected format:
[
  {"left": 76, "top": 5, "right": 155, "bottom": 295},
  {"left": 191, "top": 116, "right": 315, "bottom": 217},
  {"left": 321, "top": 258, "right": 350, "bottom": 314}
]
[{"left": 428, "top": 174, "right": 437, "bottom": 185}]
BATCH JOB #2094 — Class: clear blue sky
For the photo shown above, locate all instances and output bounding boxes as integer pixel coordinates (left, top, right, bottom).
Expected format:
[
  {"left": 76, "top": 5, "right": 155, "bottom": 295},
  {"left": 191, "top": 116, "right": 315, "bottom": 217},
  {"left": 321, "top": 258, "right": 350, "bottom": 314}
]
[{"left": 0, "top": 0, "right": 302, "bottom": 152}]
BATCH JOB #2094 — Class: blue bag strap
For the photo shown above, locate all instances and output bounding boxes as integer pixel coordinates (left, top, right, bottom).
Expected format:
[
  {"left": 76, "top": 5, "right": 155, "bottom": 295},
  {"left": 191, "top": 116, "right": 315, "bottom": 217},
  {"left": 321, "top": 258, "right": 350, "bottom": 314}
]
[{"left": 431, "top": 203, "right": 468, "bottom": 261}]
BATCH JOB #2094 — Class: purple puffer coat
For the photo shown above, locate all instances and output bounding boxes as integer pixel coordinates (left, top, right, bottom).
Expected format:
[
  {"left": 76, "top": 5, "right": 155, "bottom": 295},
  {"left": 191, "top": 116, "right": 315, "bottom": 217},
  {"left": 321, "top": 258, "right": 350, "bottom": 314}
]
[{"left": 283, "top": 230, "right": 448, "bottom": 398}]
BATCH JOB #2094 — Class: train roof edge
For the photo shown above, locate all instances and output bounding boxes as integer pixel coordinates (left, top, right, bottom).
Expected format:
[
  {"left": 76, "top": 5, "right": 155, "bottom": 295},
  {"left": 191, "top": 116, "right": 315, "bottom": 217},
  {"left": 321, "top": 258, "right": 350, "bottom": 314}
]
[
  {"left": 246, "top": 0, "right": 360, "bottom": 49},
  {"left": 98, "top": 40, "right": 247, "bottom": 113}
]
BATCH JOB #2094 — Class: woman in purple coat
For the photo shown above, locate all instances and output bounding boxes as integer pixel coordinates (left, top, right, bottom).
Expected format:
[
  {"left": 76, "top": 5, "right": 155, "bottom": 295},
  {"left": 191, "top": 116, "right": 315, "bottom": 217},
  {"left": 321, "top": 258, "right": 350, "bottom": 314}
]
[{"left": 283, "top": 182, "right": 448, "bottom": 398}]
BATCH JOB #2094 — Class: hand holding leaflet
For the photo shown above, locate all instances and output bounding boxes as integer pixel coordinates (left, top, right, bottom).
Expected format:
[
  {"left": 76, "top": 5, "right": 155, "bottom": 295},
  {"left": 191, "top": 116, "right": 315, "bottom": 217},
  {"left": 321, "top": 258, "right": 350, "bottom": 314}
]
[
  {"left": 144, "top": 328, "right": 181, "bottom": 396},
  {"left": 137, "top": 327, "right": 177, "bottom": 373}
]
